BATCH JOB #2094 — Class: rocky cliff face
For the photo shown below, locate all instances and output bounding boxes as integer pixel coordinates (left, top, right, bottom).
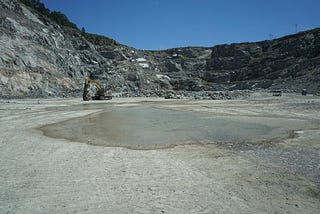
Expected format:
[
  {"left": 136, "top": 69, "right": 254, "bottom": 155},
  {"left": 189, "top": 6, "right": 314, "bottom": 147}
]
[
  {"left": 1, "top": 0, "right": 319, "bottom": 98},
  {"left": 0, "top": 0, "right": 112, "bottom": 97},
  {"left": 205, "top": 32, "right": 320, "bottom": 92}
]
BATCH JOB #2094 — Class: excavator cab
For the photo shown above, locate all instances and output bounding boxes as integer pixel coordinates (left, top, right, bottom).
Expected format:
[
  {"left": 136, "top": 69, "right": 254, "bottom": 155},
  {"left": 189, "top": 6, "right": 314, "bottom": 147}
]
[{"left": 83, "top": 77, "right": 112, "bottom": 101}]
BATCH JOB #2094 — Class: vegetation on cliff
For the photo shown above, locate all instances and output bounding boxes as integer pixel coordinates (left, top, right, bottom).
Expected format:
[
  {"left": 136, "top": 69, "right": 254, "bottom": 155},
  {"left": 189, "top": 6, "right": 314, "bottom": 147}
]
[
  {"left": 83, "top": 32, "right": 119, "bottom": 46},
  {"left": 19, "top": 0, "right": 119, "bottom": 46},
  {"left": 19, "top": 0, "right": 78, "bottom": 29}
]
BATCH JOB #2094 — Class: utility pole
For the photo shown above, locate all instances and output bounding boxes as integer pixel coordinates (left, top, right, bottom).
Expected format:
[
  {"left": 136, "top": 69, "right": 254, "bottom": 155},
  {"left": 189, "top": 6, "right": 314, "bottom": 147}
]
[{"left": 295, "top": 24, "right": 298, "bottom": 33}]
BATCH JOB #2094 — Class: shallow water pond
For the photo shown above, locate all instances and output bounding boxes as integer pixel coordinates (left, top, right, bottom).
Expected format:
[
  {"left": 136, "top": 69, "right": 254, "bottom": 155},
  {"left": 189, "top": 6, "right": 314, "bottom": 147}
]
[{"left": 40, "top": 106, "right": 309, "bottom": 149}]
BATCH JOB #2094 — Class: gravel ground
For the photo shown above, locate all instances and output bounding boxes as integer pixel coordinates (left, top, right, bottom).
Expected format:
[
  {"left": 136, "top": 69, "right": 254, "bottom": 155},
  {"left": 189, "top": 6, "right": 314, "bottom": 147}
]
[{"left": 0, "top": 94, "right": 319, "bottom": 214}]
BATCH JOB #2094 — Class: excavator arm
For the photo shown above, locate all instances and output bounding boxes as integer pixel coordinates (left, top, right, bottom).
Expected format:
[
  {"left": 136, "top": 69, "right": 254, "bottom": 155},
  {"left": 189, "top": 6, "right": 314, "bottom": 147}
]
[{"left": 83, "top": 77, "right": 112, "bottom": 101}]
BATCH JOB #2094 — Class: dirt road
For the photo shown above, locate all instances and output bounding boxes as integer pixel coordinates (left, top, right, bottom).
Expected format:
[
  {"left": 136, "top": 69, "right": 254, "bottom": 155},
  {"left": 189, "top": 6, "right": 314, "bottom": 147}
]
[{"left": 0, "top": 94, "right": 319, "bottom": 213}]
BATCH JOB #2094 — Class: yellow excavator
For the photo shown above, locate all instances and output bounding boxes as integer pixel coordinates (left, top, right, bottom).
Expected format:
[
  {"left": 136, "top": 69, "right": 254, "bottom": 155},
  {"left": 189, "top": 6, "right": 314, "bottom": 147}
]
[{"left": 83, "top": 77, "right": 112, "bottom": 101}]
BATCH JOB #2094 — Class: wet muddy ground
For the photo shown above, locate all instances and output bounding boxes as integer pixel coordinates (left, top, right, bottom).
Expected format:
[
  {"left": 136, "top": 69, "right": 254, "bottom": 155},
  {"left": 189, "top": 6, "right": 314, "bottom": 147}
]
[{"left": 0, "top": 94, "right": 320, "bottom": 213}]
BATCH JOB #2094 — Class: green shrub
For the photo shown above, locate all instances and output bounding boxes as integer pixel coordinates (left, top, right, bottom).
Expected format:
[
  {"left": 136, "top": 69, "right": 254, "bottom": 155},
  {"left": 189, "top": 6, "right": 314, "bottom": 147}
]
[
  {"left": 19, "top": 0, "right": 78, "bottom": 29},
  {"left": 49, "top": 11, "right": 78, "bottom": 29},
  {"left": 18, "top": 0, "right": 119, "bottom": 46},
  {"left": 84, "top": 33, "right": 118, "bottom": 46}
]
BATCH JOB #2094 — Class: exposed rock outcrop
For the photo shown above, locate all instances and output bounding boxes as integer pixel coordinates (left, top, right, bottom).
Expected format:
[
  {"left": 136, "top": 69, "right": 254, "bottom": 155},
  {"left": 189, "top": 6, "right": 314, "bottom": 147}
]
[
  {"left": 205, "top": 33, "right": 320, "bottom": 92},
  {"left": 0, "top": 0, "right": 319, "bottom": 98}
]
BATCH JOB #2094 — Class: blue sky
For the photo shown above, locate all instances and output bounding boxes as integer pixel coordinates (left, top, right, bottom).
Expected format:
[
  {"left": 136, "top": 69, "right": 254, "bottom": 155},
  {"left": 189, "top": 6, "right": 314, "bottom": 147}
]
[{"left": 41, "top": 0, "right": 320, "bottom": 50}]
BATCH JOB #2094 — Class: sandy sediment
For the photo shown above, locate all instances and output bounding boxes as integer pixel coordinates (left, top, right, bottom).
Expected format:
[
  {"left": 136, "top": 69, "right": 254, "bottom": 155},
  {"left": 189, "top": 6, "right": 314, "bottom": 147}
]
[{"left": 0, "top": 94, "right": 319, "bottom": 213}]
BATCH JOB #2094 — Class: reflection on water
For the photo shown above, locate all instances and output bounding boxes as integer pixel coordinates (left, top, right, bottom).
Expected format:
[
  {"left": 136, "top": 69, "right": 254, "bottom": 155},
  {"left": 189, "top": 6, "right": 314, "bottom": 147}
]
[{"left": 40, "top": 107, "right": 308, "bottom": 149}]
